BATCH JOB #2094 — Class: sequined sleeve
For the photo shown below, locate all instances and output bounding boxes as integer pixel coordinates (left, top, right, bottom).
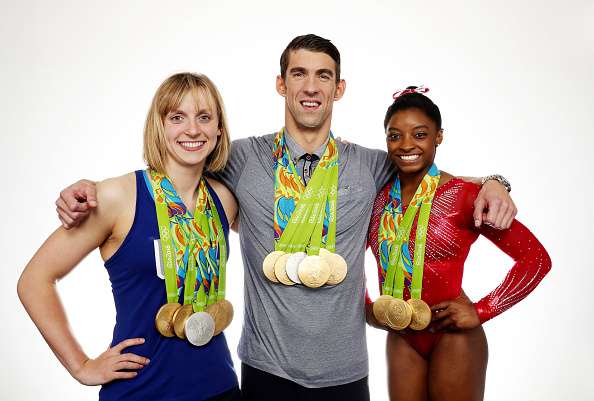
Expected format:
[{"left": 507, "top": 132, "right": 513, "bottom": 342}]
[{"left": 464, "top": 187, "right": 552, "bottom": 323}]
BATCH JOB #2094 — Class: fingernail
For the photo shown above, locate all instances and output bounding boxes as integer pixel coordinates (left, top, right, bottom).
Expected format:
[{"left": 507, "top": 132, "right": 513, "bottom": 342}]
[
  {"left": 139, "top": 338, "right": 145, "bottom": 343},
  {"left": 146, "top": 359, "right": 150, "bottom": 364},
  {"left": 474, "top": 220, "right": 480, "bottom": 227}
]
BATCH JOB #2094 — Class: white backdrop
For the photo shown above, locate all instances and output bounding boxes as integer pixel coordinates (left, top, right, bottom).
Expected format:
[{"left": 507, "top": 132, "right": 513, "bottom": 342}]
[{"left": 2, "top": 1, "right": 593, "bottom": 400}]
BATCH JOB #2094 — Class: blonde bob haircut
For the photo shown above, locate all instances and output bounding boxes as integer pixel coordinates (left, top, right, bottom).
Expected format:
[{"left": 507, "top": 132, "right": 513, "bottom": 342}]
[{"left": 143, "top": 72, "right": 230, "bottom": 173}]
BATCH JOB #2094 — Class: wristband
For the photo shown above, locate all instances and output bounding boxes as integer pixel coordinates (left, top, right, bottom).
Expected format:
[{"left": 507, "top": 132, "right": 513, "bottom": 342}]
[{"left": 481, "top": 174, "right": 511, "bottom": 192}]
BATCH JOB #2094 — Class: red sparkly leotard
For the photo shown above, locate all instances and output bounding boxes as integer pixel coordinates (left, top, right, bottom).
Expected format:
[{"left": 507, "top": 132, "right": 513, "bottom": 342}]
[{"left": 367, "top": 178, "right": 551, "bottom": 358}]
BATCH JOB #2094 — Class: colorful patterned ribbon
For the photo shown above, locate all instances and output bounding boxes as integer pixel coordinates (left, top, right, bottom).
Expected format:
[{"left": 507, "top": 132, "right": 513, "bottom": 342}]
[
  {"left": 148, "top": 170, "right": 227, "bottom": 311},
  {"left": 272, "top": 128, "right": 339, "bottom": 254},
  {"left": 378, "top": 164, "right": 440, "bottom": 299}
]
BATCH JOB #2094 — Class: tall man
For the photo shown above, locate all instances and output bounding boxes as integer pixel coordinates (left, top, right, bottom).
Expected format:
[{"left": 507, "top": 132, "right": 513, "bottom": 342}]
[{"left": 56, "top": 34, "right": 515, "bottom": 401}]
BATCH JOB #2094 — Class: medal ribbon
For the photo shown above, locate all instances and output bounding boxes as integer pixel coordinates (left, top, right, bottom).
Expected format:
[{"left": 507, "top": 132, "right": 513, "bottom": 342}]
[
  {"left": 272, "top": 128, "right": 338, "bottom": 254},
  {"left": 148, "top": 170, "right": 228, "bottom": 311},
  {"left": 378, "top": 164, "right": 440, "bottom": 299}
]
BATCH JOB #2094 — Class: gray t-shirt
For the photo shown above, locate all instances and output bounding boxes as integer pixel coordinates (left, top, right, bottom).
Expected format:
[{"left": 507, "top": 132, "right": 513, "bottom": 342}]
[{"left": 216, "top": 133, "right": 393, "bottom": 388}]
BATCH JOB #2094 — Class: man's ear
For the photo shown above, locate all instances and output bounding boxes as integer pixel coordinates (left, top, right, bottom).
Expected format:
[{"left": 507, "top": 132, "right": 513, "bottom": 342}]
[
  {"left": 334, "top": 79, "right": 346, "bottom": 101},
  {"left": 276, "top": 75, "right": 286, "bottom": 97}
]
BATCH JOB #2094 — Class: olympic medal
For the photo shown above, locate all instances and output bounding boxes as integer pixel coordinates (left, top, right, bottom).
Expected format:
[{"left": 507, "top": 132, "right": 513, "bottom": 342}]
[
  {"left": 155, "top": 302, "right": 181, "bottom": 337},
  {"left": 298, "top": 255, "right": 331, "bottom": 288},
  {"left": 262, "top": 251, "right": 285, "bottom": 283},
  {"left": 407, "top": 299, "right": 432, "bottom": 331},
  {"left": 319, "top": 248, "right": 348, "bottom": 285},
  {"left": 274, "top": 253, "right": 295, "bottom": 286},
  {"left": 285, "top": 252, "right": 306, "bottom": 284},
  {"left": 185, "top": 311, "right": 215, "bottom": 346},
  {"left": 172, "top": 304, "right": 193, "bottom": 339},
  {"left": 372, "top": 295, "right": 394, "bottom": 325},
  {"left": 206, "top": 299, "right": 234, "bottom": 336},
  {"left": 385, "top": 298, "right": 413, "bottom": 331}
]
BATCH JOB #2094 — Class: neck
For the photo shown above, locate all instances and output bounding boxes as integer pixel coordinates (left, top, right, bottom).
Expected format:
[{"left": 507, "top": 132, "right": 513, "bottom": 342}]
[
  {"left": 163, "top": 160, "right": 205, "bottom": 208},
  {"left": 399, "top": 165, "right": 432, "bottom": 202},
  {"left": 284, "top": 115, "right": 332, "bottom": 153}
]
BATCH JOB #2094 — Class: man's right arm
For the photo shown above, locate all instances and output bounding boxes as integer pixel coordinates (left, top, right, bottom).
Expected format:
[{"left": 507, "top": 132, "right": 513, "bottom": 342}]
[
  {"left": 56, "top": 138, "right": 252, "bottom": 229},
  {"left": 56, "top": 179, "right": 98, "bottom": 229},
  {"left": 209, "top": 137, "right": 250, "bottom": 193}
]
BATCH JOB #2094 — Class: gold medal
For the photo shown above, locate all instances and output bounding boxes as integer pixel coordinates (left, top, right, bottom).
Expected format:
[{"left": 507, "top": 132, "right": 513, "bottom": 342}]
[
  {"left": 206, "top": 299, "right": 234, "bottom": 336},
  {"left": 385, "top": 298, "right": 413, "bottom": 331},
  {"left": 274, "top": 253, "right": 295, "bottom": 286},
  {"left": 263, "top": 251, "right": 285, "bottom": 283},
  {"left": 298, "top": 255, "right": 331, "bottom": 288},
  {"left": 172, "top": 304, "right": 193, "bottom": 339},
  {"left": 407, "top": 299, "right": 431, "bottom": 331},
  {"left": 372, "top": 295, "right": 394, "bottom": 325},
  {"left": 319, "top": 248, "right": 348, "bottom": 285},
  {"left": 155, "top": 302, "right": 181, "bottom": 337}
]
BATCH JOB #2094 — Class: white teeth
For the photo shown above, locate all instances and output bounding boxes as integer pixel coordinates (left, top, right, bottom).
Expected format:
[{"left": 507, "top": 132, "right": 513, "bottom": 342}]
[
  {"left": 179, "top": 141, "right": 205, "bottom": 149},
  {"left": 400, "top": 154, "right": 420, "bottom": 161},
  {"left": 302, "top": 101, "right": 319, "bottom": 107}
]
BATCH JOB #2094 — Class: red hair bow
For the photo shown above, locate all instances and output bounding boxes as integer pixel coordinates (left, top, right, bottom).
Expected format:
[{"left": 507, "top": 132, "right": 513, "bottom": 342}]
[{"left": 392, "top": 85, "right": 430, "bottom": 100}]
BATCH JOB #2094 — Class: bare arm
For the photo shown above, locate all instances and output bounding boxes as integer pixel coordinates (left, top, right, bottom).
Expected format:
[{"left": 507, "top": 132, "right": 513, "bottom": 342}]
[{"left": 18, "top": 176, "right": 149, "bottom": 385}]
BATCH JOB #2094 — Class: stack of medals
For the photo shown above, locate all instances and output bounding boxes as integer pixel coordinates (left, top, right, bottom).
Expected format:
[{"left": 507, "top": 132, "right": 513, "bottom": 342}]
[
  {"left": 262, "top": 128, "right": 348, "bottom": 288},
  {"left": 149, "top": 170, "right": 234, "bottom": 346},
  {"left": 373, "top": 164, "right": 440, "bottom": 331}
]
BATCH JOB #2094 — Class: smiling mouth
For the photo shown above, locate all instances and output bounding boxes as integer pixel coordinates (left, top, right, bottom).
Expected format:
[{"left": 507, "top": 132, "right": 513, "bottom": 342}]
[
  {"left": 398, "top": 154, "right": 421, "bottom": 161},
  {"left": 300, "top": 100, "right": 321, "bottom": 110},
  {"left": 178, "top": 140, "right": 206, "bottom": 151}
]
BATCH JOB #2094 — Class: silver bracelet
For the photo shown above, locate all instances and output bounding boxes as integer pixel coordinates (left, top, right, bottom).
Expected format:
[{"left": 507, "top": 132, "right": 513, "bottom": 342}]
[{"left": 481, "top": 174, "right": 511, "bottom": 192}]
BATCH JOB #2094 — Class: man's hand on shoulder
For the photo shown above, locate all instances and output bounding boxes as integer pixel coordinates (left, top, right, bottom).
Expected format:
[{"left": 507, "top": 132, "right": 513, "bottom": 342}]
[
  {"left": 56, "top": 179, "right": 98, "bottom": 229},
  {"left": 472, "top": 178, "right": 516, "bottom": 229}
]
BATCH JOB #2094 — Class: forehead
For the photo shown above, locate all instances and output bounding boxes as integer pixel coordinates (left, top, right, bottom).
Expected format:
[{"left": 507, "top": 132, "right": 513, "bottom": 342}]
[
  {"left": 168, "top": 87, "right": 216, "bottom": 114},
  {"left": 287, "top": 49, "right": 337, "bottom": 74},
  {"left": 388, "top": 108, "right": 436, "bottom": 128}
]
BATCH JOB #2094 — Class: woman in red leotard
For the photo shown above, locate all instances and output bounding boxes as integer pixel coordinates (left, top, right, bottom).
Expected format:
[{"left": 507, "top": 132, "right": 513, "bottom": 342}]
[{"left": 366, "top": 87, "right": 551, "bottom": 401}]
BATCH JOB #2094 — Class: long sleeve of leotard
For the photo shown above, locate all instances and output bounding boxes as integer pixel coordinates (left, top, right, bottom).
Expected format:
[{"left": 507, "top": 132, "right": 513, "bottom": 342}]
[{"left": 465, "top": 191, "right": 552, "bottom": 323}]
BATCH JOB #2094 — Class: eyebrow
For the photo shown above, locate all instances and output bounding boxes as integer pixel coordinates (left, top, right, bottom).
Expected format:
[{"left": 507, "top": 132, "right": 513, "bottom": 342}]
[
  {"left": 288, "top": 67, "right": 335, "bottom": 77},
  {"left": 168, "top": 108, "right": 212, "bottom": 115},
  {"left": 387, "top": 124, "right": 429, "bottom": 131},
  {"left": 317, "top": 68, "right": 334, "bottom": 77}
]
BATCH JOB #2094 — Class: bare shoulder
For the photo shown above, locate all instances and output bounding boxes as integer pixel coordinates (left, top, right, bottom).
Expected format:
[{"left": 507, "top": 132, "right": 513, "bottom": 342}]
[
  {"left": 206, "top": 177, "right": 238, "bottom": 225},
  {"left": 438, "top": 170, "right": 455, "bottom": 187},
  {"left": 96, "top": 172, "right": 136, "bottom": 209},
  {"left": 92, "top": 172, "right": 136, "bottom": 227}
]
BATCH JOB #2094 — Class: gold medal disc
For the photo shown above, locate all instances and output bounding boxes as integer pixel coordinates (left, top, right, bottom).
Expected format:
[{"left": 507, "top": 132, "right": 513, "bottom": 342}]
[
  {"left": 407, "top": 299, "right": 432, "bottom": 331},
  {"left": 155, "top": 302, "right": 181, "bottom": 337},
  {"left": 206, "top": 299, "right": 234, "bottom": 336},
  {"left": 262, "top": 251, "right": 285, "bottom": 283},
  {"left": 297, "top": 255, "right": 331, "bottom": 288},
  {"left": 172, "top": 304, "right": 194, "bottom": 339},
  {"left": 372, "top": 295, "right": 394, "bottom": 325},
  {"left": 319, "top": 249, "right": 348, "bottom": 285},
  {"left": 274, "top": 253, "right": 295, "bottom": 286},
  {"left": 385, "top": 298, "right": 413, "bottom": 331}
]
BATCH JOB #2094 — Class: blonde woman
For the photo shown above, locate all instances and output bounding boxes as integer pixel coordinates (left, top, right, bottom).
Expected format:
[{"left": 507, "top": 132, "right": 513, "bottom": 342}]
[{"left": 18, "top": 73, "right": 241, "bottom": 401}]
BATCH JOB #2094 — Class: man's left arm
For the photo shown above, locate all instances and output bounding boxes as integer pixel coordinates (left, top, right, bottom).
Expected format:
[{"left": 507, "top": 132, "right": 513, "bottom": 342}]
[
  {"left": 462, "top": 175, "right": 516, "bottom": 229},
  {"left": 357, "top": 145, "right": 516, "bottom": 230}
]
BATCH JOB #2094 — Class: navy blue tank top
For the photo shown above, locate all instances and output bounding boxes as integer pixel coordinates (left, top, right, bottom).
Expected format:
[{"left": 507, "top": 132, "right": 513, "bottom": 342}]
[{"left": 99, "top": 170, "right": 238, "bottom": 401}]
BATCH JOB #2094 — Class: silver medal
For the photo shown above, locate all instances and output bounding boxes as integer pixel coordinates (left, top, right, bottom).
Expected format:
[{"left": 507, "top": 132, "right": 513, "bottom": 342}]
[
  {"left": 285, "top": 252, "right": 306, "bottom": 284},
  {"left": 185, "top": 311, "right": 215, "bottom": 346}
]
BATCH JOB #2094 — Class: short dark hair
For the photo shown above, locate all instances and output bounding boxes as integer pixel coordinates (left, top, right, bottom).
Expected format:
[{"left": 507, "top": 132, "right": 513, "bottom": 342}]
[
  {"left": 280, "top": 34, "right": 341, "bottom": 82},
  {"left": 384, "top": 87, "right": 442, "bottom": 130}
]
